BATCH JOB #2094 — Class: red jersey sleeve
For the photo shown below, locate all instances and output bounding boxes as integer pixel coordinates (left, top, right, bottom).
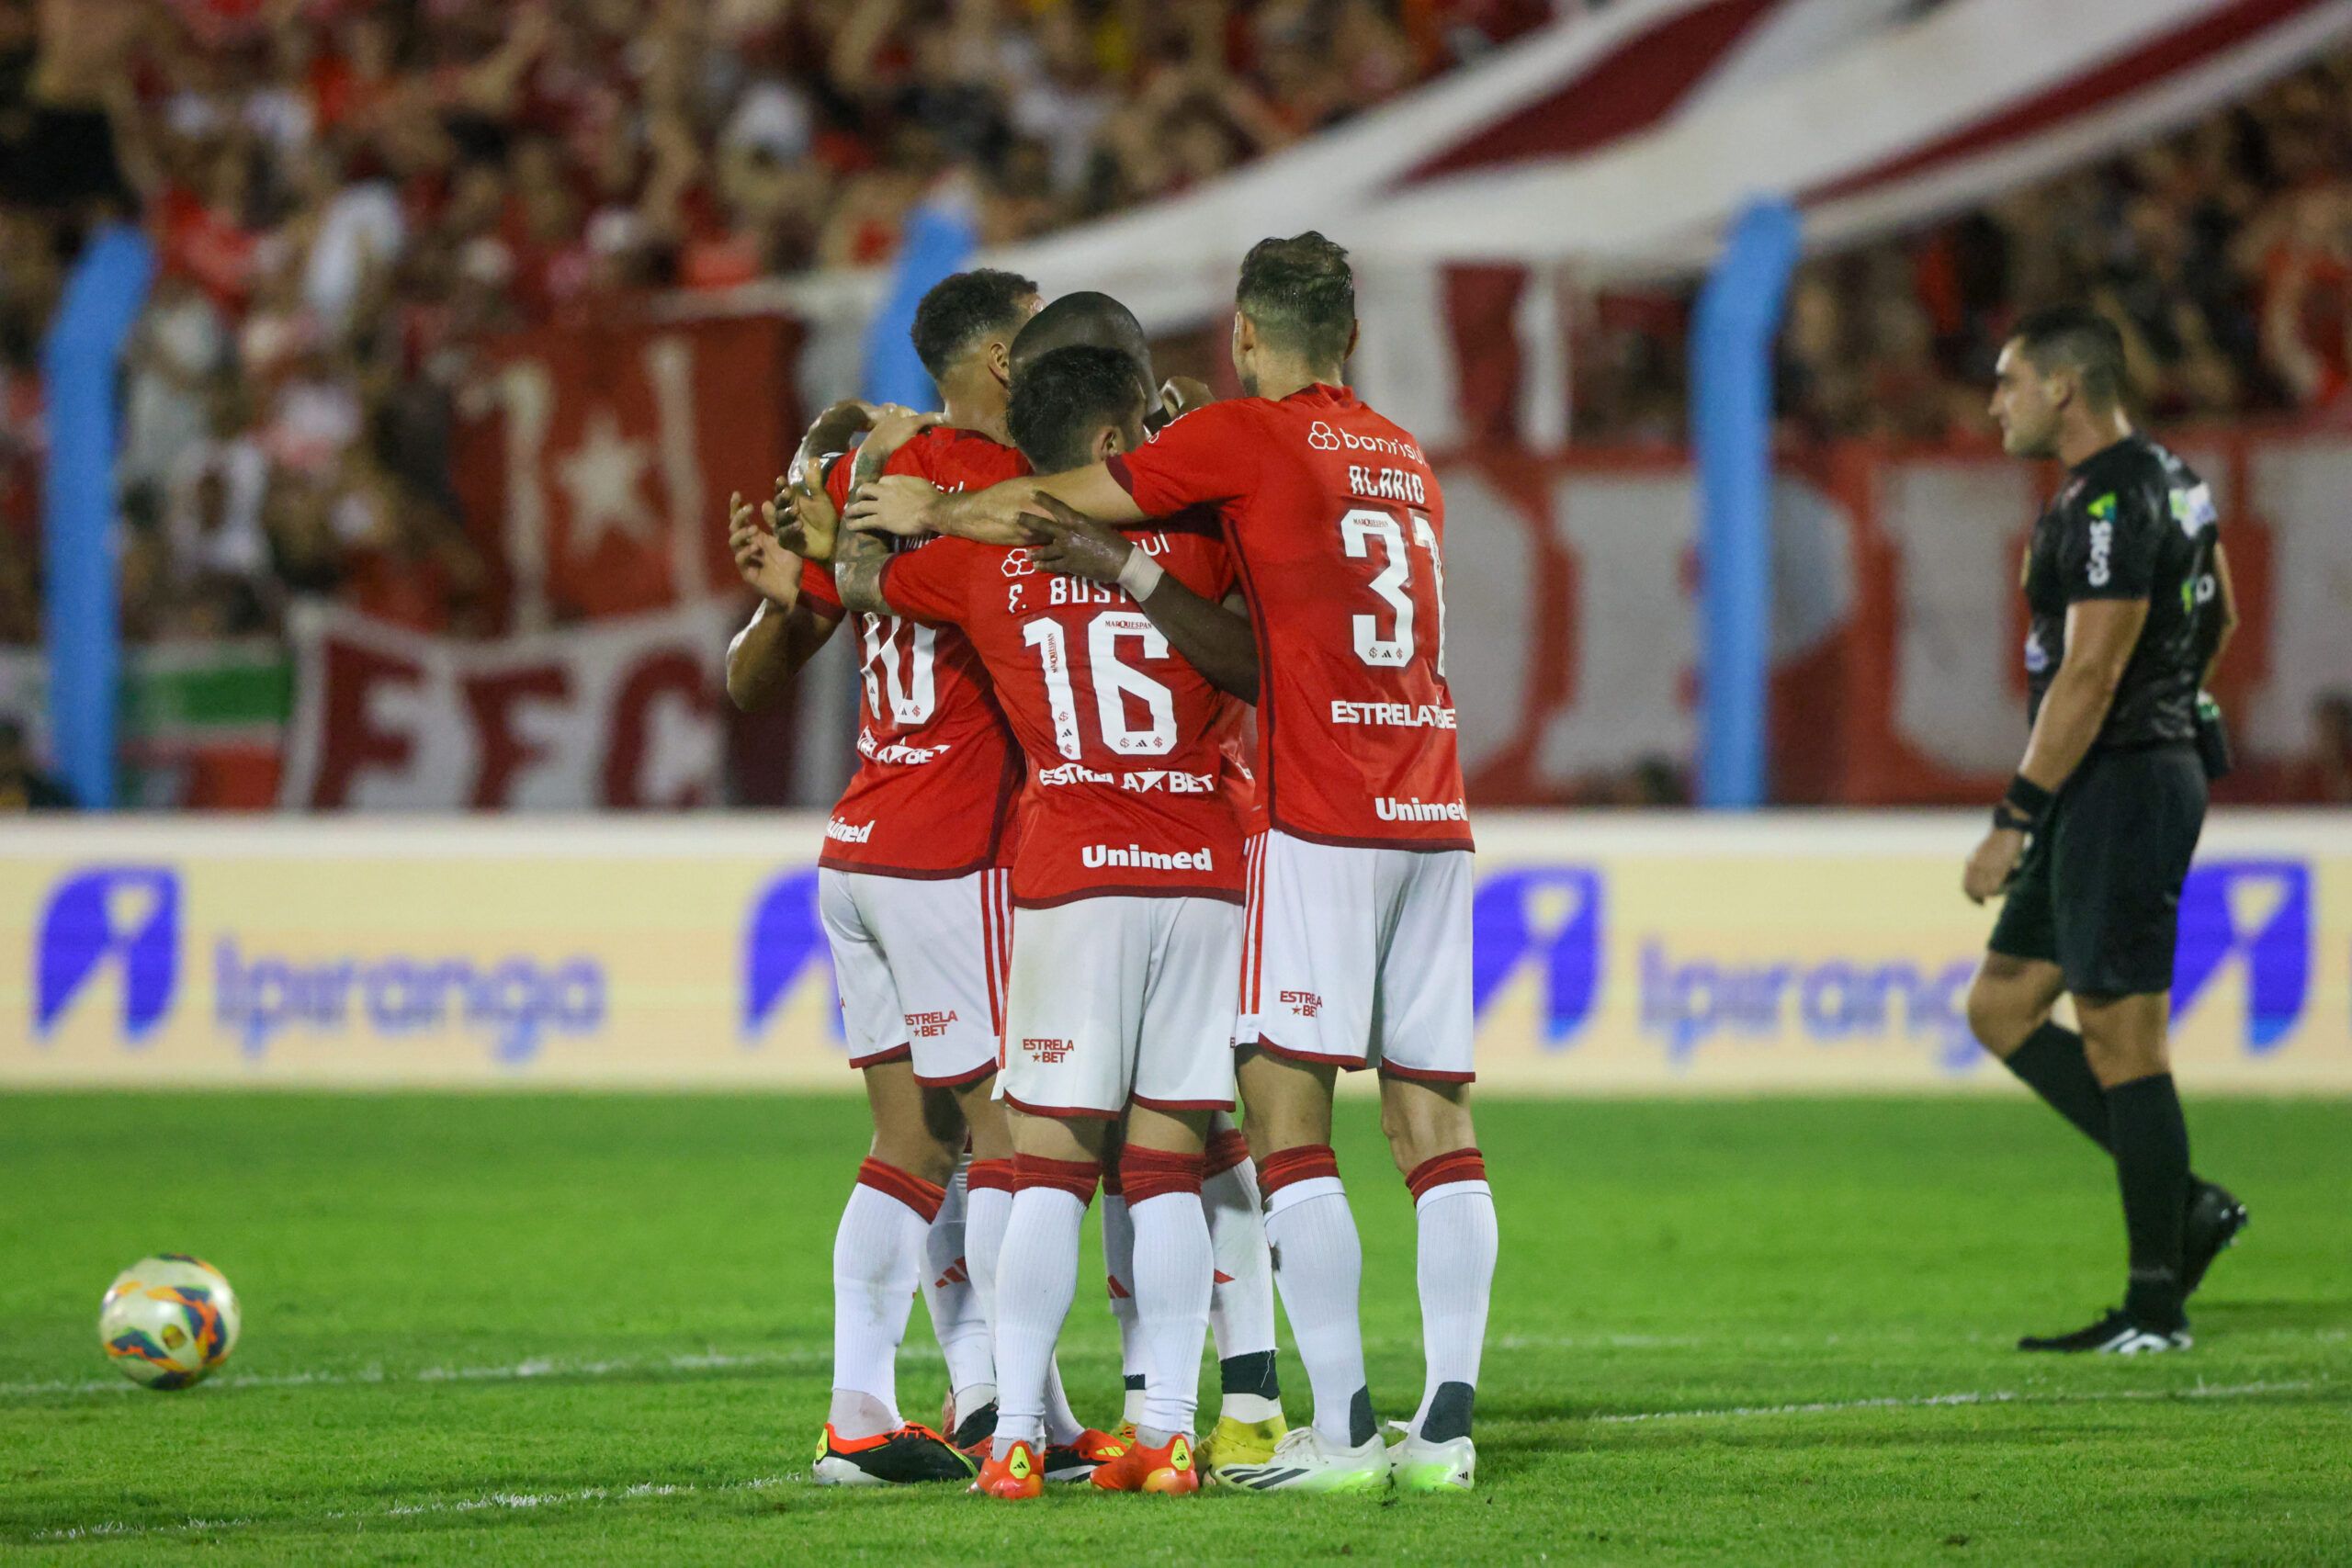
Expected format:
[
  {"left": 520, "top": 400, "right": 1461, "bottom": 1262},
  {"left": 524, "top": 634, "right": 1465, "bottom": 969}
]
[
  {"left": 1105, "top": 401, "right": 1262, "bottom": 518},
  {"left": 876, "top": 538, "right": 971, "bottom": 626},
  {"left": 797, "top": 557, "right": 842, "bottom": 615},
  {"left": 821, "top": 450, "right": 856, "bottom": 510}
]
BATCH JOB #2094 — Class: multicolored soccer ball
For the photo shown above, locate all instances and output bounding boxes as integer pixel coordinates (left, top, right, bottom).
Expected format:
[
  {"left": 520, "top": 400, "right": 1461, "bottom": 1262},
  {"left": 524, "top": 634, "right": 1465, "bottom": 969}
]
[{"left": 98, "top": 1256, "right": 242, "bottom": 1390}]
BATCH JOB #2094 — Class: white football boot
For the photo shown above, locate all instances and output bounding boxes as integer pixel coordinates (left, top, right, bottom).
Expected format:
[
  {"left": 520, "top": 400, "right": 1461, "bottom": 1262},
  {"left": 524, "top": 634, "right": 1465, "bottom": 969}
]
[{"left": 1212, "top": 1424, "right": 1391, "bottom": 1493}]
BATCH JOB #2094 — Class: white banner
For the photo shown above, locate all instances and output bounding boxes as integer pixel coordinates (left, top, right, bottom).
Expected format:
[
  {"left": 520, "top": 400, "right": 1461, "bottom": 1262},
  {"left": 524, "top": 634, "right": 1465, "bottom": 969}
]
[
  {"left": 4, "top": 813, "right": 2346, "bottom": 1091},
  {"left": 278, "top": 602, "right": 736, "bottom": 811}
]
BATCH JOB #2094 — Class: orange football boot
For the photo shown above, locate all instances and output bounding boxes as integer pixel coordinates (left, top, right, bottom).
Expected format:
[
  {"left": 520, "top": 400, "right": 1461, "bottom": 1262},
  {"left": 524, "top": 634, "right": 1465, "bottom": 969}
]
[
  {"left": 971, "top": 1438, "right": 1045, "bottom": 1500},
  {"left": 1089, "top": 1430, "right": 1200, "bottom": 1495}
]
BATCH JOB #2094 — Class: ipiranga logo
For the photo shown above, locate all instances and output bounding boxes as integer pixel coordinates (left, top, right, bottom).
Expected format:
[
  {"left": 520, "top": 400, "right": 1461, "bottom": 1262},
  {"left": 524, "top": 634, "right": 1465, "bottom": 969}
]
[{"left": 30, "top": 864, "right": 605, "bottom": 1063}]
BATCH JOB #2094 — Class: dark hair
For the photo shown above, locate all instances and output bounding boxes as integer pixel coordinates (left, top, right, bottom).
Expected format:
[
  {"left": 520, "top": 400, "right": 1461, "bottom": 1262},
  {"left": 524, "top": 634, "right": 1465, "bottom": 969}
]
[
  {"left": 1009, "top": 344, "right": 1147, "bottom": 473},
  {"left": 2010, "top": 305, "right": 2128, "bottom": 408},
  {"left": 910, "top": 268, "right": 1039, "bottom": 380},
  {"left": 1012, "top": 291, "right": 1153, "bottom": 390},
  {"left": 1236, "top": 231, "right": 1355, "bottom": 366}
]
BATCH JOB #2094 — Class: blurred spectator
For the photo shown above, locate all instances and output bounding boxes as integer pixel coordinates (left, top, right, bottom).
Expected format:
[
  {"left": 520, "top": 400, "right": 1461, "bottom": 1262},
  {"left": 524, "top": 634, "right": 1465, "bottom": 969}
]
[
  {"left": 2287, "top": 693, "right": 2352, "bottom": 803},
  {"left": 1746, "top": 56, "right": 2352, "bottom": 446},
  {"left": 0, "top": 715, "right": 69, "bottom": 810}
]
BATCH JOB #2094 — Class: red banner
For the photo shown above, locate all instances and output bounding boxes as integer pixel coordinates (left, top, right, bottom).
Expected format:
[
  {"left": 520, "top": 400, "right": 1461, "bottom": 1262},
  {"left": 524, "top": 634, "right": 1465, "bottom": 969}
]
[
  {"left": 1428, "top": 428, "right": 2336, "bottom": 807},
  {"left": 279, "top": 603, "right": 737, "bottom": 811},
  {"left": 451, "top": 312, "right": 803, "bottom": 630}
]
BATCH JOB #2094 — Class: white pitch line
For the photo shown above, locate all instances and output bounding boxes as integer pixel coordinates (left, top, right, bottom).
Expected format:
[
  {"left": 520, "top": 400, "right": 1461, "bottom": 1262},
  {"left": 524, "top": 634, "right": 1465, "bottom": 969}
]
[
  {"left": 1, "top": 1334, "right": 1704, "bottom": 1402},
  {"left": 0, "top": 1347, "right": 838, "bottom": 1400},
  {"left": 1591, "top": 1378, "right": 2324, "bottom": 1424}
]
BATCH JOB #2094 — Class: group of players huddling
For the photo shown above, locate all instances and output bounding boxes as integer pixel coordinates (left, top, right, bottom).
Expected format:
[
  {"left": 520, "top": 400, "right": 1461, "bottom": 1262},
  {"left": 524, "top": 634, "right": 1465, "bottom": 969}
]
[
  {"left": 727, "top": 241, "right": 2255, "bottom": 1502},
  {"left": 726, "top": 234, "right": 1492, "bottom": 1498}
]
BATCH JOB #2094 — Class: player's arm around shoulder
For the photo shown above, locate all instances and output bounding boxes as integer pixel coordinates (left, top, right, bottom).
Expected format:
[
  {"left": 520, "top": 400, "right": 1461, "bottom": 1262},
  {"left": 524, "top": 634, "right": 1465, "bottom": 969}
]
[
  {"left": 1024, "top": 496, "right": 1258, "bottom": 703},
  {"left": 831, "top": 412, "right": 947, "bottom": 617},
  {"left": 847, "top": 463, "right": 1148, "bottom": 546}
]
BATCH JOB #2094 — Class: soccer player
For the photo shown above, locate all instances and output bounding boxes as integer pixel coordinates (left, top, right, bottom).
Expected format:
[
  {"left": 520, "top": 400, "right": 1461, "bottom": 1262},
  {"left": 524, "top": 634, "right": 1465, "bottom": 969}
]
[
  {"left": 847, "top": 233, "right": 1496, "bottom": 1494},
  {"left": 827, "top": 343, "right": 1261, "bottom": 1499},
  {"left": 1965, "top": 305, "right": 2250, "bottom": 1353},
  {"left": 726, "top": 268, "right": 1113, "bottom": 1482},
  {"left": 1005, "top": 291, "right": 1288, "bottom": 1472}
]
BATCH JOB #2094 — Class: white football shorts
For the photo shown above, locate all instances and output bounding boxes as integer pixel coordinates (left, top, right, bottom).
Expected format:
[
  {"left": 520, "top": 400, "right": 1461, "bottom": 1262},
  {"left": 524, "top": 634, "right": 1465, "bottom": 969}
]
[
  {"left": 1240, "top": 829, "right": 1476, "bottom": 1082},
  {"left": 818, "top": 865, "right": 1010, "bottom": 1086},
  {"left": 998, "top": 894, "right": 1241, "bottom": 1118}
]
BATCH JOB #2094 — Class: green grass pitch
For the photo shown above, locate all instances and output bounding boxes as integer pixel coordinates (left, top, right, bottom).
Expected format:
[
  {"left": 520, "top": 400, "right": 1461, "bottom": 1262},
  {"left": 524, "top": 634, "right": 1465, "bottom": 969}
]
[{"left": 2, "top": 1093, "right": 2346, "bottom": 1563}]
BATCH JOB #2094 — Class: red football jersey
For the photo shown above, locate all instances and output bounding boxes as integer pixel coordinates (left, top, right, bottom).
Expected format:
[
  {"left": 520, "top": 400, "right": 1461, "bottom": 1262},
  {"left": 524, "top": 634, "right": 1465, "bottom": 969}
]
[
  {"left": 879, "top": 520, "right": 1245, "bottom": 908},
  {"left": 1106, "top": 384, "right": 1471, "bottom": 850},
  {"left": 796, "top": 426, "right": 1029, "bottom": 877}
]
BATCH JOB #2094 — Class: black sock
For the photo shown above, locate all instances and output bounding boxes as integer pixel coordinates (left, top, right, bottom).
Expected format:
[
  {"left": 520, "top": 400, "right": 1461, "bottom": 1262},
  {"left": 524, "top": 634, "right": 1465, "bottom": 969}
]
[
  {"left": 1347, "top": 1386, "right": 1376, "bottom": 1448},
  {"left": 1123, "top": 1372, "right": 1145, "bottom": 1393},
  {"left": 2001, "top": 1022, "right": 2112, "bottom": 1152},
  {"left": 1219, "top": 1350, "right": 1279, "bottom": 1401},
  {"left": 2108, "top": 1073, "right": 2191, "bottom": 1326},
  {"left": 1421, "top": 1382, "right": 1476, "bottom": 1444},
  {"left": 2003, "top": 1023, "right": 2210, "bottom": 1204}
]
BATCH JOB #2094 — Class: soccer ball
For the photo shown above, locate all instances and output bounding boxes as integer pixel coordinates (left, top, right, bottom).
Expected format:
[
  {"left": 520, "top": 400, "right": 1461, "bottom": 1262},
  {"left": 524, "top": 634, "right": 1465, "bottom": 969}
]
[{"left": 98, "top": 1255, "right": 242, "bottom": 1390}]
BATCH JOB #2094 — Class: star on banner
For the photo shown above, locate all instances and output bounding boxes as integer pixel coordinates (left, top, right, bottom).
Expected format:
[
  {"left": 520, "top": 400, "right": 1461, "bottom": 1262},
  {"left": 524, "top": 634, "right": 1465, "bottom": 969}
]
[{"left": 556, "top": 408, "right": 657, "bottom": 554}]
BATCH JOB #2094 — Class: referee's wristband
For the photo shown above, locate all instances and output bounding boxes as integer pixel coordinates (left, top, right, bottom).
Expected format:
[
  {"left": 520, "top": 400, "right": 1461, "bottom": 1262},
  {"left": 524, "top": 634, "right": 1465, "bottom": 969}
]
[
  {"left": 2000, "top": 774, "right": 2055, "bottom": 829},
  {"left": 1116, "top": 548, "right": 1165, "bottom": 601}
]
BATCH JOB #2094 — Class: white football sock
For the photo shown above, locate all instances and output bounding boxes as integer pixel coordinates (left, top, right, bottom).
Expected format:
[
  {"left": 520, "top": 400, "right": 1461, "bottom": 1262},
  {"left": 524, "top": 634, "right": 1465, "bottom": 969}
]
[
  {"left": 1131, "top": 1190, "right": 1213, "bottom": 1444},
  {"left": 1264, "top": 1173, "right": 1368, "bottom": 1447},
  {"left": 919, "top": 1161, "right": 993, "bottom": 1422},
  {"left": 1412, "top": 1179, "right": 1498, "bottom": 1438},
  {"left": 1100, "top": 1191, "right": 1145, "bottom": 1418},
  {"left": 960, "top": 1172, "right": 1012, "bottom": 1420},
  {"left": 1206, "top": 1154, "right": 1281, "bottom": 1423},
  {"left": 988, "top": 1185, "right": 1082, "bottom": 1456},
  {"left": 830, "top": 1172, "right": 933, "bottom": 1438},
  {"left": 1042, "top": 1356, "right": 1085, "bottom": 1446},
  {"left": 1204, "top": 1155, "right": 1275, "bottom": 1351}
]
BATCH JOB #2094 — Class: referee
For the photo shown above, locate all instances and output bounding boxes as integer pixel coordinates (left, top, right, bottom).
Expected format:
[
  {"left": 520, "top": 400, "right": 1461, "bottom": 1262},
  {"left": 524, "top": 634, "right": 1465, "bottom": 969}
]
[{"left": 1962, "top": 306, "right": 2249, "bottom": 1354}]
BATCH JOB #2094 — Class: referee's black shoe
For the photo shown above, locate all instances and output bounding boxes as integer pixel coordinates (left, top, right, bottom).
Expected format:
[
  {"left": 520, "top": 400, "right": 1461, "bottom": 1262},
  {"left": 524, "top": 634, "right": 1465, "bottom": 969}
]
[
  {"left": 2183, "top": 1180, "right": 2250, "bottom": 1298},
  {"left": 2018, "top": 1307, "right": 2191, "bottom": 1354}
]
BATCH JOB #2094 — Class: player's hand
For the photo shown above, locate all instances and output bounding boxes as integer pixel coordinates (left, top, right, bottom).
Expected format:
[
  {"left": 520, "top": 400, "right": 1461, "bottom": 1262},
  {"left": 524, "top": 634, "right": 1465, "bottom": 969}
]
[
  {"left": 728, "top": 489, "right": 803, "bottom": 604},
  {"left": 1159, "top": 377, "right": 1215, "bottom": 421},
  {"left": 1962, "top": 826, "right": 2026, "bottom": 905},
  {"left": 853, "top": 405, "right": 944, "bottom": 486},
  {"left": 1022, "top": 493, "right": 1132, "bottom": 585},
  {"left": 846, "top": 475, "right": 943, "bottom": 537},
  {"left": 775, "top": 463, "right": 840, "bottom": 563}
]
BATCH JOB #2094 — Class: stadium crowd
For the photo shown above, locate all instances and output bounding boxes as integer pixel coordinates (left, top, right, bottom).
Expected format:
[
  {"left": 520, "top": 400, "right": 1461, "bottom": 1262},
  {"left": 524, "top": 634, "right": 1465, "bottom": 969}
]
[
  {"left": 0, "top": 1, "right": 2346, "bottom": 805},
  {"left": 1564, "top": 52, "right": 2352, "bottom": 447},
  {"left": 0, "top": 0, "right": 1546, "bottom": 649}
]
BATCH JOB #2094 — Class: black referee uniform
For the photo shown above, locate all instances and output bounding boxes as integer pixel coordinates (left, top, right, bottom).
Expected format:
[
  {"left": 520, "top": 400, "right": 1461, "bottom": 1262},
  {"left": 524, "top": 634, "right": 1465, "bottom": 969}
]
[{"left": 1989, "top": 434, "right": 2222, "bottom": 997}]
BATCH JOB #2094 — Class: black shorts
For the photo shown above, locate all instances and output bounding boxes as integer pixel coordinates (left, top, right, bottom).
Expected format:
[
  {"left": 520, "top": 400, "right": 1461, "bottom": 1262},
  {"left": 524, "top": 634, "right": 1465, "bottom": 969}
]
[{"left": 1988, "top": 743, "right": 2206, "bottom": 998}]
